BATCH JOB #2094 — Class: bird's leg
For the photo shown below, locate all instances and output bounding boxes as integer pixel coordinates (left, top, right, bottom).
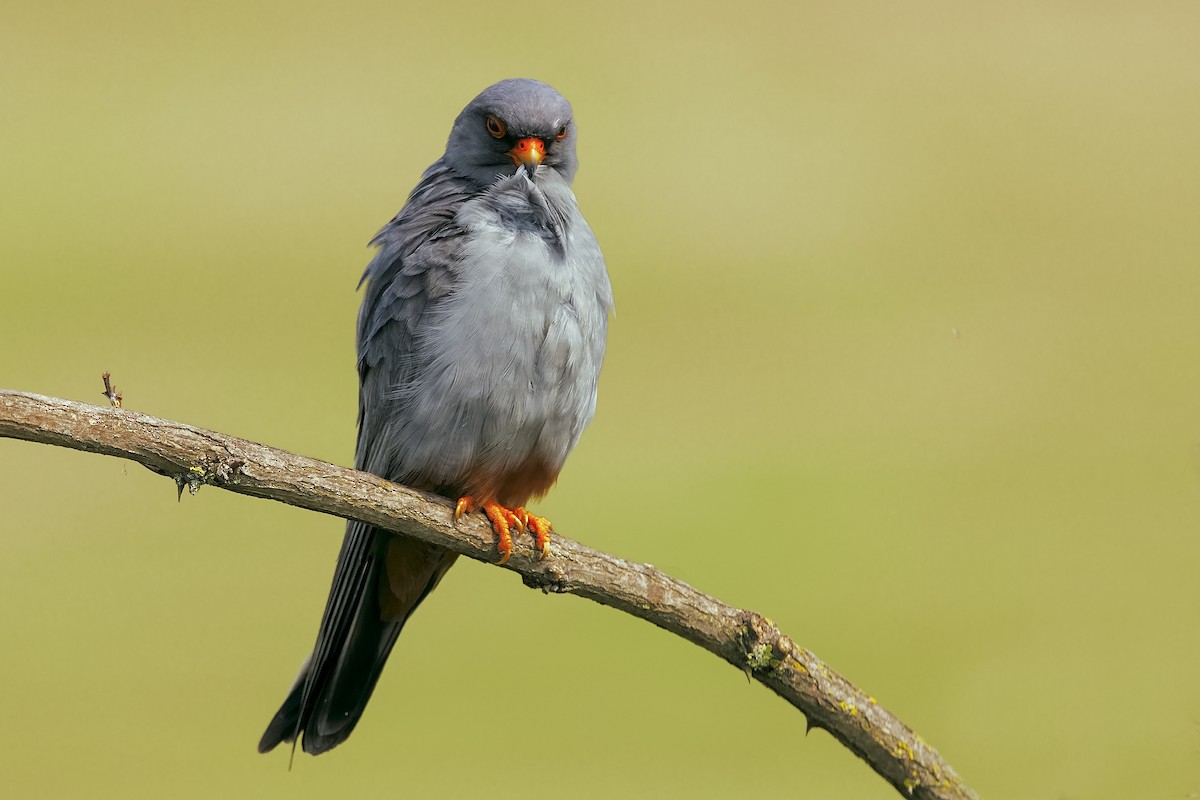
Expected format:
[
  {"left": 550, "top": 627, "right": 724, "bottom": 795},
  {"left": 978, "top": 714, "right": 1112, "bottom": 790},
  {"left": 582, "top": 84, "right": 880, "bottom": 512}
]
[
  {"left": 513, "top": 508, "right": 552, "bottom": 559},
  {"left": 454, "top": 497, "right": 552, "bottom": 564},
  {"left": 455, "top": 496, "right": 517, "bottom": 564}
]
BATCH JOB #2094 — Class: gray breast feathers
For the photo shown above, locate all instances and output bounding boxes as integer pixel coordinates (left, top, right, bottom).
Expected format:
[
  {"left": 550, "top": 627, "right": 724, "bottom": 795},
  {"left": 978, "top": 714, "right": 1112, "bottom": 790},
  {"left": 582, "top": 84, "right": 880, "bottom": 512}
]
[{"left": 356, "top": 168, "right": 612, "bottom": 492}]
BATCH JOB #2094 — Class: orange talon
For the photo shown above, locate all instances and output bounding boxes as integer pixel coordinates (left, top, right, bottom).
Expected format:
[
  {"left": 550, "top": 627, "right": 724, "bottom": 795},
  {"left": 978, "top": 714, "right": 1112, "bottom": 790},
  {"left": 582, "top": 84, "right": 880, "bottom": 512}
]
[
  {"left": 529, "top": 515, "right": 553, "bottom": 559},
  {"left": 453, "top": 496, "right": 476, "bottom": 523},
  {"left": 453, "top": 497, "right": 554, "bottom": 563},
  {"left": 515, "top": 507, "right": 553, "bottom": 559},
  {"left": 480, "top": 502, "right": 517, "bottom": 564},
  {"left": 454, "top": 495, "right": 512, "bottom": 562}
]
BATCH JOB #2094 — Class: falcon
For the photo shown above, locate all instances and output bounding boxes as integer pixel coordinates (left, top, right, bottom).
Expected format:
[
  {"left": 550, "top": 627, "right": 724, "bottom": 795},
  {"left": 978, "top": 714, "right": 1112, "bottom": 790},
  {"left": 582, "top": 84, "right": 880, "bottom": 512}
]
[{"left": 259, "top": 79, "right": 612, "bottom": 755}]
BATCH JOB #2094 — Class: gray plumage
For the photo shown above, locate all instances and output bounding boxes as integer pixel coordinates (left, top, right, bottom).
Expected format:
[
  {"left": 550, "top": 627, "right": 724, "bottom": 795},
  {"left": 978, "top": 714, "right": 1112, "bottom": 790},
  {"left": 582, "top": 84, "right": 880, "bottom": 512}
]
[{"left": 259, "top": 79, "right": 612, "bottom": 755}]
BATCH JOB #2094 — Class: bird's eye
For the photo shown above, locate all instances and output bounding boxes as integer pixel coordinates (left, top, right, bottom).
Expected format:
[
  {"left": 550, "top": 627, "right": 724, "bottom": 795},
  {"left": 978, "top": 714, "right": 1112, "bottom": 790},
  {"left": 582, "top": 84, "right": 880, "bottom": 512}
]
[
  {"left": 486, "top": 115, "right": 507, "bottom": 138},
  {"left": 555, "top": 125, "right": 568, "bottom": 140}
]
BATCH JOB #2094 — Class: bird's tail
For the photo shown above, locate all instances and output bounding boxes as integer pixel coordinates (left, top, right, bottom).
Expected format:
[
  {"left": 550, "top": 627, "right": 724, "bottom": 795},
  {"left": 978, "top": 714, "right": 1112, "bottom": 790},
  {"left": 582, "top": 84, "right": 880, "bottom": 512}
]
[{"left": 258, "top": 524, "right": 457, "bottom": 755}]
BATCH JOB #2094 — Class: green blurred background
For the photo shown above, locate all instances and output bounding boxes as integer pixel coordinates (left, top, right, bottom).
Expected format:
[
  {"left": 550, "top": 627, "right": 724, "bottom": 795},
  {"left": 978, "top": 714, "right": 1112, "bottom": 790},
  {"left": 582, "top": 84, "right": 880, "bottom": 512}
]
[{"left": 2, "top": 1, "right": 1198, "bottom": 797}]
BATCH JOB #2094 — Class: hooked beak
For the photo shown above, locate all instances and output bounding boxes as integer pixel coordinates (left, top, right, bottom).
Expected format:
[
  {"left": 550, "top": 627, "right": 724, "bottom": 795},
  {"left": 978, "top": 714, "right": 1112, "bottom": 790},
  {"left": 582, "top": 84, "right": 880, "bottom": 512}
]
[{"left": 508, "top": 137, "right": 545, "bottom": 173}]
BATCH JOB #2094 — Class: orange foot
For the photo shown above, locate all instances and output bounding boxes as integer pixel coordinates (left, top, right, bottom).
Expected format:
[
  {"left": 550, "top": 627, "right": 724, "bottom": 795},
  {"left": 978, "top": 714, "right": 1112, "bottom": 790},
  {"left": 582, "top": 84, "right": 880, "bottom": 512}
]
[{"left": 454, "top": 497, "right": 553, "bottom": 565}]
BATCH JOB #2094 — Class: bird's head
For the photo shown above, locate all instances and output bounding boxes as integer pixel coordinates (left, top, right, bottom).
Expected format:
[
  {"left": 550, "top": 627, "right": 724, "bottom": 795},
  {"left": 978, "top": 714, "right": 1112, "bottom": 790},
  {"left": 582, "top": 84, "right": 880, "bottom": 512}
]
[{"left": 443, "top": 78, "right": 579, "bottom": 186}]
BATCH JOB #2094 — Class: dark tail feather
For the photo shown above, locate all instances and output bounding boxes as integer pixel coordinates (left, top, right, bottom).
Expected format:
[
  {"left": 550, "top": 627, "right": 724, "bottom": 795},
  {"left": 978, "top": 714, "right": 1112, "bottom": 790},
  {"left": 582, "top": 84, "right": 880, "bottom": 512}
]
[
  {"left": 256, "top": 582, "right": 397, "bottom": 755},
  {"left": 257, "top": 660, "right": 308, "bottom": 753},
  {"left": 258, "top": 528, "right": 456, "bottom": 756},
  {"left": 295, "top": 570, "right": 405, "bottom": 755}
]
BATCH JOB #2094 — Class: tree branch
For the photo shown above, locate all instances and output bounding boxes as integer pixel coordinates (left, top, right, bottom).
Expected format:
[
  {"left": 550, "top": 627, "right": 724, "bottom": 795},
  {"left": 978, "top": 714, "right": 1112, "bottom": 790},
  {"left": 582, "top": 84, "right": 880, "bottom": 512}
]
[{"left": 0, "top": 388, "right": 978, "bottom": 800}]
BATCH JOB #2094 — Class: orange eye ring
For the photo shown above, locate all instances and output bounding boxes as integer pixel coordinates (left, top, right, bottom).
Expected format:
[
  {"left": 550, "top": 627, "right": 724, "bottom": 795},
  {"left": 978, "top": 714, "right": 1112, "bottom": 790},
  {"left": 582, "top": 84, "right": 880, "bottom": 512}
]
[
  {"left": 486, "top": 115, "right": 507, "bottom": 138},
  {"left": 555, "top": 125, "right": 568, "bottom": 140}
]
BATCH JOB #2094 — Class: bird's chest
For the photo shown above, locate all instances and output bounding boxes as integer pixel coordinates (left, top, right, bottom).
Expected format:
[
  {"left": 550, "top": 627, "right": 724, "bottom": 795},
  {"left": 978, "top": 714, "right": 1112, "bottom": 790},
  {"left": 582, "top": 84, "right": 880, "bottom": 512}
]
[
  {"left": 435, "top": 219, "right": 571, "bottom": 358},
  {"left": 415, "top": 201, "right": 594, "bottom": 413}
]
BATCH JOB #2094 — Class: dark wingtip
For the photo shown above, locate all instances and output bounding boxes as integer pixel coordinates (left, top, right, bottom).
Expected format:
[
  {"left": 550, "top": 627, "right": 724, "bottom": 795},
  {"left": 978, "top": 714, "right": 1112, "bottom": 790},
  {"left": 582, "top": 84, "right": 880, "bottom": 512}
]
[
  {"left": 257, "top": 725, "right": 290, "bottom": 754},
  {"left": 258, "top": 681, "right": 305, "bottom": 754},
  {"left": 298, "top": 729, "right": 351, "bottom": 756},
  {"left": 258, "top": 718, "right": 294, "bottom": 754}
]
